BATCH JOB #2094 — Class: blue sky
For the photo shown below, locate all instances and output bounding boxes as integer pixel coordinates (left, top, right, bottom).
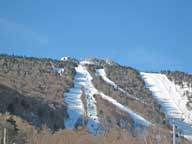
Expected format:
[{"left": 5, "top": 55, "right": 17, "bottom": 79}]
[{"left": 0, "top": 0, "right": 192, "bottom": 73}]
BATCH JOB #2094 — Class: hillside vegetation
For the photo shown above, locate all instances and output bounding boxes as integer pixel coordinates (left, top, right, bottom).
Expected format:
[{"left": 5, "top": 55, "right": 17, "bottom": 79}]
[
  {"left": 0, "top": 54, "right": 77, "bottom": 143},
  {"left": 0, "top": 55, "right": 191, "bottom": 144}
]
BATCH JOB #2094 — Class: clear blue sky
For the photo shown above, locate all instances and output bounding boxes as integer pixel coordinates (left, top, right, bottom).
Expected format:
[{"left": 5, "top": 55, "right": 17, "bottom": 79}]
[{"left": 0, "top": 0, "right": 191, "bottom": 73}]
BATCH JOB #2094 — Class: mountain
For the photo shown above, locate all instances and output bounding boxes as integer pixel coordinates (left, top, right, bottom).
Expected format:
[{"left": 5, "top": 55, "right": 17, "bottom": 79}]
[{"left": 0, "top": 54, "right": 191, "bottom": 144}]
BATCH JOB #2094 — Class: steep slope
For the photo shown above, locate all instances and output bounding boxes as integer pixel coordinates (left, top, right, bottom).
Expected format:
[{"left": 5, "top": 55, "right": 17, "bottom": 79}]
[
  {"left": 98, "top": 92, "right": 150, "bottom": 127},
  {"left": 86, "top": 61, "right": 163, "bottom": 125},
  {"left": 64, "top": 65, "right": 85, "bottom": 129},
  {"left": 64, "top": 64, "right": 100, "bottom": 134},
  {"left": 0, "top": 55, "right": 79, "bottom": 130},
  {"left": 0, "top": 54, "right": 192, "bottom": 143},
  {"left": 162, "top": 71, "right": 192, "bottom": 110},
  {"left": 141, "top": 72, "right": 192, "bottom": 140},
  {"left": 64, "top": 61, "right": 150, "bottom": 134},
  {"left": 96, "top": 68, "right": 145, "bottom": 103}
]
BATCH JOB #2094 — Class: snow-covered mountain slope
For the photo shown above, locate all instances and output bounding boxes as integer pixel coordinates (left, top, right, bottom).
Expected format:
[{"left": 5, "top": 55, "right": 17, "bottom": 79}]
[
  {"left": 141, "top": 72, "right": 192, "bottom": 140},
  {"left": 64, "top": 64, "right": 100, "bottom": 133},
  {"left": 3, "top": 54, "right": 192, "bottom": 143},
  {"left": 52, "top": 66, "right": 65, "bottom": 76},
  {"left": 173, "top": 81, "right": 192, "bottom": 110},
  {"left": 141, "top": 72, "right": 192, "bottom": 122},
  {"left": 85, "top": 64, "right": 150, "bottom": 127},
  {"left": 64, "top": 62, "right": 151, "bottom": 134},
  {"left": 75, "top": 64, "right": 100, "bottom": 134},
  {"left": 96, "top": 69, "right": 117, "bottom": 88},
  {"left": 96, "top": 69, "right": 146, "bottom": 104},
  {"left": 98, "top": 92, "right": 150, "bottom": 127},
  {"left": 64, "top": 65, "right": 85, "bottom": 128}
]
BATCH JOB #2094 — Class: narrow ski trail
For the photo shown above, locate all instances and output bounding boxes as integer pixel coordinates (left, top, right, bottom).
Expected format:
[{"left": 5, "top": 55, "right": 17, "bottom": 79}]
[
  {"left": 98, "top": 92, "right": 150, "bottom": 127},
  {"left": 96, "top": 69, "right": 146, "bottom": 104},
  {"left": 64, "top": 65, "right": 85, "bottom": 129}
]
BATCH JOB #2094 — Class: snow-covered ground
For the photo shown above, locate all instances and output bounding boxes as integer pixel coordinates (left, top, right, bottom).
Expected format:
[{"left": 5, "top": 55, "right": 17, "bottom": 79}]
[
  {"left": 64, "top": 64, "right": 100, "bottom": 133},
  {"left": 64, "top": 62, "right": 151, "bottom": 133},
  {"left": 96, "top": 69, "right": 118, "bottom": 88},
  {"left": 96, "top": 69, "right": 145, "bottom": 104},
  {"left": 80, "top": 64, "right": 150, "bottom": 128},
  {"left": 141, "top": 72, "right": 192, "bottom": 140},
  {"left": 76, "top": 64, "right": 100, "bottom": 134},
  {"left": 80, "top": 60, "right": 94, "bottom": 65},
  {"left": 61, "top": 56, "right": 69, "bottom": 61},
  {"left": 175, "top": 82, "right": 192, "bottom": 110},
  {"left": 99, "top": 92, "right": 150, "bottom": 127},
  {"left": 52, "top": 66, "right": 65, "bottom": 76},
  {"left": 64, "top": 65, "right": 85, "bottom": 128}
]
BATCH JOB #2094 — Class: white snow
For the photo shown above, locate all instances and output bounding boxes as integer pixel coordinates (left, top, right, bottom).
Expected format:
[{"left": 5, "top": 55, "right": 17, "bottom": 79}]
[
  {"left": 64, "top": 64, "right": 100, "bottom": 133},
  {"left": 96, "top": 69, "right": 145, "bottom": 104},
  {"left": 99, "top": 92, "right": 150, "bottom": 127},
  {"left": 80, "top": 60, "right": 94, "bottom": 65},
  {"left": 52, "top": 66, "right": 65, "bottom": 76},
  {"left": 61, "top": 57, "right": 69, "bottom": 61},
  {"left": 175, "top": 82, "right": 192, "bottom": 114},
  {"left": 105, "top": 59, "right": 114, "bottom": 65},
  {"left": 141, "top": 72, "right": 192, "bottom": 140},
  {"left": 76, "top": 64, "right": 100, "bottom": 134},
  {"left": 96, "top": 69, "right": 117, "bottom": 88},
  {"left": 174, "top": 120, "right": 192, "bottom": 141},
  {"left": 81, "top": 65, "right": 150, "bottom": 128},
  {"left": 64, "top": 62, "right": 151, "bottom": 133},
  {"left": 64, "top": 65, "right": 85, "bottom": 128}
]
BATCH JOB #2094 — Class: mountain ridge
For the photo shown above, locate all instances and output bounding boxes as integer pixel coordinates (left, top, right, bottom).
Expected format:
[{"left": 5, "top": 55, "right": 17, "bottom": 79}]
[{"left": 0, "top": 54, "right": 191, "bottom": 144}]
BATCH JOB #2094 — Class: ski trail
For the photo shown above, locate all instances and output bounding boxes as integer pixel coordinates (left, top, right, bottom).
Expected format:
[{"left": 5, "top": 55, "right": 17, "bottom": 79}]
[
  {"left": 141, "top": 72, "right": 192, "bottom": 121},
  {"left": 77, "top": 65, "right": 100, "bottom": 134},
  {"left": 98, "top": 92, "right": 151, "bottom": 127},
  {"left": 64, "top": 64, "right": 100, "bottom": 133},
  {"left": 96, "top": 69, "right": 146, "bottom": 104},
  {"left": 64, "top": 65, "right": 85, "bottom": 128},
  {"left": 83, "top": 66, "right": 150, "bottom": 127},
  {"left": 64, "top": 63, "right": 151, "bottom": 133},
  {"left": 141, "top": 72, "right": 192, "bottom": 140}
]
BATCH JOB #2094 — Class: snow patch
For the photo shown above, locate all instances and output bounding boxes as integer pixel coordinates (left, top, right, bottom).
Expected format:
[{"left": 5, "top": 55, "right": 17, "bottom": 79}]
[
  {"left": 52, "top": 66, "right": 65, "bottom": 76},
  {"left": 61, "top": 57, "right": 69, "bottom": 61},
  {"left": 96, "top": 69, "right": 117, "bottom": 88},
  {"left": 80, "top": 60, "right": 94, "bottom": 65}
]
